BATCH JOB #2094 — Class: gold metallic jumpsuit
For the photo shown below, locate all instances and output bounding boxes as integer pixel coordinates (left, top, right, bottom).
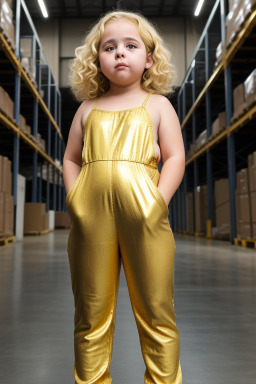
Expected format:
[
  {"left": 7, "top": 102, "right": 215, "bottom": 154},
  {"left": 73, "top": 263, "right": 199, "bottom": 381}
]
[{"left": 66, "top": 92, "right": 182, "bottom": 384}]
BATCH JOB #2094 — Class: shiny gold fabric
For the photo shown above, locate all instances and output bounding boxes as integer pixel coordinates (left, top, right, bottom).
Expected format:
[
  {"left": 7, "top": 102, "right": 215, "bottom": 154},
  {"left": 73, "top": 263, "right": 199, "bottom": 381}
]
[{"left": 66, "top": 92, "right": 182, "bottom": 384}]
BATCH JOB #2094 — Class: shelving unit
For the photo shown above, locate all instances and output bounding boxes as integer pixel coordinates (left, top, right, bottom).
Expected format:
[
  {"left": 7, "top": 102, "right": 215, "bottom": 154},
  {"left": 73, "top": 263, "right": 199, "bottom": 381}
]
[
  {"left": 173, "top": 0, "right": 256, "bottom": 244},
  {"left": 0, "top": 0, "right": 65, "bottom": 236}
]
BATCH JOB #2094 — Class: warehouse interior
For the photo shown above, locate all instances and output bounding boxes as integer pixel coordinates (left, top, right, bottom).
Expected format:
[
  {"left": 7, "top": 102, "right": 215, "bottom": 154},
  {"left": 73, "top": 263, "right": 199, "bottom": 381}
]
[{"left": 0, "top": 0, "right": 256, "bottom": 383}]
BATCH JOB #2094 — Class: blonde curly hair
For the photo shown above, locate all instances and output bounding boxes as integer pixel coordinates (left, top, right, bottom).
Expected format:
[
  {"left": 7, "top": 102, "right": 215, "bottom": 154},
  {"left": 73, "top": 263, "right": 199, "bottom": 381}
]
[{"left": 69, "top": 10, "right": 176, "bottom": 101}]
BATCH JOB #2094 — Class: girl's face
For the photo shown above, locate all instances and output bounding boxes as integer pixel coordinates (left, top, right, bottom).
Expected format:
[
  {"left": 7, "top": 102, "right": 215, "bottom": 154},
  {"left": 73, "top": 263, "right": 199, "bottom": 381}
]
[{"left": 98, "top": 19, "right": 152, "bottom": 88}]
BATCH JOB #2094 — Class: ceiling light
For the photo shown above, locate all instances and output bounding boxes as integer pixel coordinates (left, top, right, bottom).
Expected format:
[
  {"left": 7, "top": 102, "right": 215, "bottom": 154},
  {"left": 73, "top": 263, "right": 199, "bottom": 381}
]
[
  {"left": 194, "top": 0, "right": 205, "bottom": 16},
  {"left": 37, "top": 0, "right": 48, "bottom": 18}
]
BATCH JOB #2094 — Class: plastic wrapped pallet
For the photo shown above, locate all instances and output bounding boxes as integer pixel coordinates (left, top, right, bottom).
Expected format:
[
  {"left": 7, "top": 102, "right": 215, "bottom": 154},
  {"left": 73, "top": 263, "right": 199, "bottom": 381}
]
[
  {"left": 214, "top": 42, "right": 224, "bottom": 68},
  {"left": 225, "top": 2, "right": 244, "bottom": 49},
  {"left": 244, "top": 68, "right": 256, "bottom": 108},
  {"left": 195, "top": 129, "right": 207, "bottom": 150},
  {"left": 0, "top": 0, "right": 15, "bottom": 49},
  {"left": 243, "top": 0, "right": 256, "bottom": 20}
]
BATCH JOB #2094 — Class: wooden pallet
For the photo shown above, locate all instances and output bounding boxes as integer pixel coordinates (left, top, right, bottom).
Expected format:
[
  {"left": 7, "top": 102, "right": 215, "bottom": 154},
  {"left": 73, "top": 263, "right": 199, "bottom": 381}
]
[
  {"left": 0, "top": 107, "right": 17, "bottom": 125},
  {"left": 194, "top": 232, "right": 205, "bottom": 237},
  {"left": 0, "top": 28, "right": 15, "bottom": 53},
  {"left": 0, "top": 236, "right": 16, "bottom": 246},
  {"left": 24, "top": 228, "right": 53, "bottom": 236},
  {"left": 234, "top": 238, "right": 256, "bottom": 249}
]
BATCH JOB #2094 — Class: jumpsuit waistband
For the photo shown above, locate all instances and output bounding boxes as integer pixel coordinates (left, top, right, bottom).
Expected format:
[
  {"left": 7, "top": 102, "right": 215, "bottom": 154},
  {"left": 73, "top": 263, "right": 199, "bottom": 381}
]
[{"left": 81, "top": 159, "right": 158, "bottom": 169}]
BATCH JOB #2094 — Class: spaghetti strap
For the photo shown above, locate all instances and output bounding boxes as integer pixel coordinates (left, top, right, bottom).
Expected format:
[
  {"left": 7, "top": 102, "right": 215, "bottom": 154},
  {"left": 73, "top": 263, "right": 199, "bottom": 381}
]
[
  {"left": 92, "top": 94, "right": 104, "bottom": 110},
  {"left": 142, "top": 92, "right": 153, "bottom": 107}
]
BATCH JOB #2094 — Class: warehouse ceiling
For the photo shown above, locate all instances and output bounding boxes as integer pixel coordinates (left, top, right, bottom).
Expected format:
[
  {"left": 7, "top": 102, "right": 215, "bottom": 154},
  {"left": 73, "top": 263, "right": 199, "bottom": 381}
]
[{"left": 25, "top": 0, "right": 217, "bottom": 19}]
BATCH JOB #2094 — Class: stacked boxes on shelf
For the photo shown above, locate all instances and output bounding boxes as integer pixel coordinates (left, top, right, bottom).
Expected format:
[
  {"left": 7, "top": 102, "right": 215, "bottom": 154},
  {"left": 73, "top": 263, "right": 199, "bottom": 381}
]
[
  {"left": 244, "top": 69, "right": 256, "bottom": 109},
  {"left": 225, "top": 0, "right": 256, "bottom": 49},
  {"left": 235, "top": 169, "right": 252, "bottom": 238},
  {"left": 0, "top": 85, "right": 14, "bottom": 121},
  {"left": 0, "top": 155, "right": 14, "bottom": 237},
  {"left": 248, "top": 152, "right": 256, "bottom": 238},
  {"left": 24, "top": 203, "right": 49, "bottom": 234},
  {"left": 19, "top": 114, "right": 31, "bottom": 136},
  {"left": 211, "top": 111, "right": 226, "bottom": 138},
  {"left": 231, "top": 83, "right": 246, "bottom": 123},
  {"left": 0, "top": 0, "right": 15, "bottom": 49},
  {"left": 214, "top": 179, "right": 230, "bottom": 239}
]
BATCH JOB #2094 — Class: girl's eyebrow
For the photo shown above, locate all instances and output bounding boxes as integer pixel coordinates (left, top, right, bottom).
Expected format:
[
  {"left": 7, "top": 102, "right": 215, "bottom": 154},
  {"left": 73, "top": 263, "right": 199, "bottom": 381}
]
[{"left": 101, "top": 37, "right": 140, "bottom": 49}]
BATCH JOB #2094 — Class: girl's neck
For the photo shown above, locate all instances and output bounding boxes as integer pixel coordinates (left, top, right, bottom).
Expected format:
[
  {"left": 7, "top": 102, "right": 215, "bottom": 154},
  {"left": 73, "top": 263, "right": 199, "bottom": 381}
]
[{"left": 106, "top": 81, "right": 144, "bottom": 97}]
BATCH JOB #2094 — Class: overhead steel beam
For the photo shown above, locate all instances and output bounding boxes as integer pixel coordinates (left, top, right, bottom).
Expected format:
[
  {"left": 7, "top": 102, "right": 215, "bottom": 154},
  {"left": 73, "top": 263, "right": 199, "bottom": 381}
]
[
  {"left": 57, "top": 0, "right": 67, "bottom": 17},
  {"left": 76, "top": 0, "right": 82, "bottom": 16},
  {"left": 172, "top": 0, "right": 181, "bottom": 16}
]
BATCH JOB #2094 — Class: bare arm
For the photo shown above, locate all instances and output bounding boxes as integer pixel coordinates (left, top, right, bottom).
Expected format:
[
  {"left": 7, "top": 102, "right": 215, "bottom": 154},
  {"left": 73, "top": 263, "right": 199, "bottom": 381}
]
[
  {"left": 157, "top": 96, "right": 185, "bottom": 205},
  {"left": 63, "top": 102, "right": 85, "bottom": 195}
]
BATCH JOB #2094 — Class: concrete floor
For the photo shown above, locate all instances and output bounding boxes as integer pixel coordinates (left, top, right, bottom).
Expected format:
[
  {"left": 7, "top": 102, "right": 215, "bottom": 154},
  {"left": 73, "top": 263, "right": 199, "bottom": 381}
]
[{"left": 0, "top": 230, "right": 255, "bottom": 384}]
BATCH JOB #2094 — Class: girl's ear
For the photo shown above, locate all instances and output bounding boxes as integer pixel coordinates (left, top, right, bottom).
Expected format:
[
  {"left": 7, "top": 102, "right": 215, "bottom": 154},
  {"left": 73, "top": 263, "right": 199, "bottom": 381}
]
[{"left": 145, "top": 52, "right": 153, "bottom": 69}]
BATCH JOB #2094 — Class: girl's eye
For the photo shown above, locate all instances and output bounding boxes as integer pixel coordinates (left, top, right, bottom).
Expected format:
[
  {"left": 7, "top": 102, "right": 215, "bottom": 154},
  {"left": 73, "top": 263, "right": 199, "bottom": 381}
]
[{"left": 105, "top": 44, "right": 136, "bottom": 51}]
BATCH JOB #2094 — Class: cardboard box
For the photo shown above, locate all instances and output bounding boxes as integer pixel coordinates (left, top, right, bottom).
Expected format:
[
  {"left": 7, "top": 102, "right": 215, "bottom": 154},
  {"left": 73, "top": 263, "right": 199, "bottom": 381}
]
[
  {"left": 248, "top": 152, "right": 256, "bottom": 192},
  {"left": 0, "top": 192, "right": 14, "bottom": 236},
  {"left": 232, "top": 83, "right": 245, "bottom": 121},
  {"left": 0, "top": 191, "right": 4, "bottom": 235},
  {"left": 3, "top": 193, "right": 14, "bottom": 236},
  {"left": 218, "top": 111, "right": 226, "bottom": 130},
  {"left": 252, "top": 223, "right": 256, "bottom": 239},
  {"left": 216, "top": 201, "right": 230, "bottom": 229},
  {"left": 236, "top": 168, "right": 249, "bottom": 194},
  {"left": 0, "top": 86, "right": 5, "bottom": 111},
  {"left": 5, "top": 91, "right": 14, "bottom": 119},
  {"left": 24, "top": 202, "right": 46, "bottom": 233},
  {"left": 212, "top": 117, "right": 219, "bottom": 137},
  {"left": 244, "top": 68, "right": 256, "bottom": 108},
  {"left": 250, "top": 191, "right": 256, "bottom": 222},
  {"left": 215, "top": 178, "right": 230, "bottom": 207},
  {"left": 1, "top": 156, "right": 12, "bottom": 194},
  {"left": 235, "top": 192, "right": 251, "bottom": 222},
  {"left": 19, "top": 114, "right": 26, "bottom": 132},
  {"left": 237, "top": 222, "right": 252, "bottom": 238},
  {"left": 55, "top": 212, "right": 70, "bottom": 228}
]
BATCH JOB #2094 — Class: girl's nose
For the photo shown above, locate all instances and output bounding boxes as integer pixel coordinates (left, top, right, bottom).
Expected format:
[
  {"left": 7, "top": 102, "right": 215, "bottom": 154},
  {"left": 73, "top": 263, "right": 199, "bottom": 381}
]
[{"left": 115, "top": 46, "right": 125, "bottom": 58}]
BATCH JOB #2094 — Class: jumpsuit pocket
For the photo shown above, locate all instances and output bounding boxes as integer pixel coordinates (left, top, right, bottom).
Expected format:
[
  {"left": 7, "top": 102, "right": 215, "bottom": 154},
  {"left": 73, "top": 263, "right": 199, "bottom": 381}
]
[
  {"left": 66, "top": 166, "right": 85, "bottom": 206},
  {"left": 141, "top": 165, "right": 169, "bottom": 215}
]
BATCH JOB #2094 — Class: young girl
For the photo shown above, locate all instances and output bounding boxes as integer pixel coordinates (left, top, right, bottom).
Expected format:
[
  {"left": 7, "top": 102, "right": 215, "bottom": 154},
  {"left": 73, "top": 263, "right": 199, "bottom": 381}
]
[{"left": 63, "top": 9, "right": 185, "bottom": 384}]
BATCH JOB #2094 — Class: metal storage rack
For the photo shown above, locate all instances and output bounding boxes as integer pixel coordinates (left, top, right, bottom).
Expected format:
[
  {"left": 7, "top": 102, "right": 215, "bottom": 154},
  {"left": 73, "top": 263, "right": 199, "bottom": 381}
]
[
  {"left": 0, "top": 0, "right": 65, "bottom": 234},
  {"left": 174, "top": 0, "right": 256, "bottom": 243}
]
